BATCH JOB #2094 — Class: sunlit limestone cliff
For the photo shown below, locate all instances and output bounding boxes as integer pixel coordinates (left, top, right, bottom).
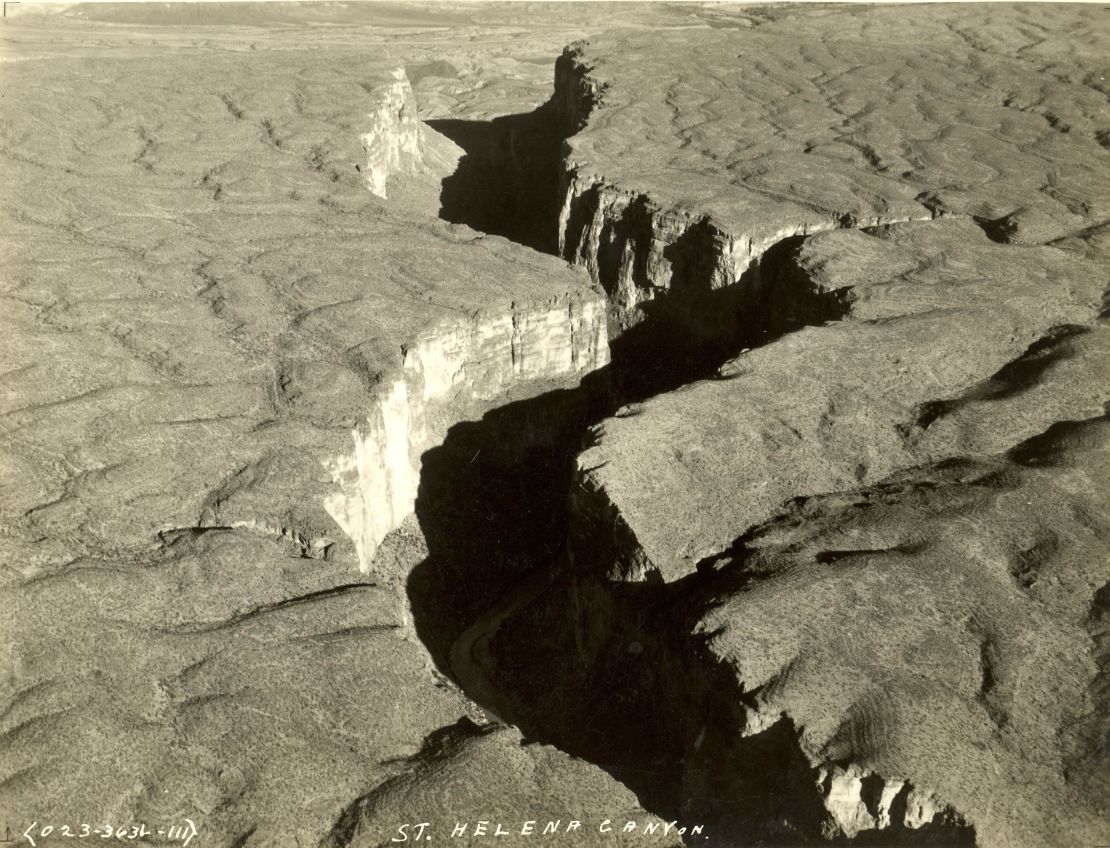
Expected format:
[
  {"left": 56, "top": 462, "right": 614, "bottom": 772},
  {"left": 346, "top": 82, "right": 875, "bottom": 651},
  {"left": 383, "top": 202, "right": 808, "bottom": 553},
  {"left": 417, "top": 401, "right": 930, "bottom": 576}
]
[
  {"left": 325, "top": 297, "right": 608, "bottom": 572},
  {"left": 362, "top": 68, "right": 426, "bottom": 198},
  {"left": 0, "top": 40, "right": 617, "bottom": 847}
]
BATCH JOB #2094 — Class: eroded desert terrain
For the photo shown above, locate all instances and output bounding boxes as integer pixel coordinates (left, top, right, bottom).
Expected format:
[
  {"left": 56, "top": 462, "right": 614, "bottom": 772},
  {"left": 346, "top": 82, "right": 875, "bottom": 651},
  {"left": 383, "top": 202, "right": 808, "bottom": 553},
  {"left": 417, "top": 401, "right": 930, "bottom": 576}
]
[{"left": 1, "top": 3, "right": 1107, "bottom": 847}]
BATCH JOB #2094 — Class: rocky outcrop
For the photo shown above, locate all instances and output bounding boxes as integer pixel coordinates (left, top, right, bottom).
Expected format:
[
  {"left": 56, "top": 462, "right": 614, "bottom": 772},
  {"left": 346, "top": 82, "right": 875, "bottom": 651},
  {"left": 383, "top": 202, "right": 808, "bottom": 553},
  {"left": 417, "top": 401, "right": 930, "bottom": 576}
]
[
  {"left": 554, "top": 219, "right": 1108, "bottom": 844},
  {"left": 687, "top": 414, "right": 1110, "bottom": 847},
  {"left": 461, "top": 9, "right": 1109, "bottom": 848},
  {"left": 361, "top": 68, "right": 426, "bottom": 198},
  {"left": 818, "top": 766, "right": 948, "bottom": 838},
  {"left": 571, "top": 218, "right": 1106, "bottom": 584},
  {"left": 0, "top": 43, "right": 609, "bottom": 847},
  {"left": 487, "top": 412, "right": 1108, "bottom": 847},
  {"left": 327, "top": 723, "right": 684, "bottom": 848},
  {"left": 325, "top": 297, "right": 607, "bottom": 572},
  {"left": 557, "top": 173, "right": 931, "bottom": 338},
  {"left": 549, "top": 9, "right": 1108, "bottom": 353},
  {"left": 7, "top": 5, "right": 1110, "bottom": 848}
]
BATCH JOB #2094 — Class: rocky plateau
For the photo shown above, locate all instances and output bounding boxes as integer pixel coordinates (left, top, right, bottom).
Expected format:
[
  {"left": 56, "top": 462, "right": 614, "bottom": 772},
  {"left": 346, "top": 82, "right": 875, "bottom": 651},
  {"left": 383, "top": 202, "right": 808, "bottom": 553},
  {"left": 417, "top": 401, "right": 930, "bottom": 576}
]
[{"left": 1, "top": 3, "right": 1107, "bottom": 848}]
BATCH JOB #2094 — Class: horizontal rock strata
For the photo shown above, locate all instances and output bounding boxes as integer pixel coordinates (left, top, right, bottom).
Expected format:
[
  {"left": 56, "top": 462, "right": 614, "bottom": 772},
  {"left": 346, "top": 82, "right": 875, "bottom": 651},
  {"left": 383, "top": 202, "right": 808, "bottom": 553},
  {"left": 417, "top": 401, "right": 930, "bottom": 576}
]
[
  {"left": 478, "top": 7, "right": 1110, "bottom": 847},
  {"left": 552, "top": 6, "right": 1109, "bottom": 344},
  {"left": 0, "top": 44, "right": 609, "bottom": 845},
  {"left": 326, "top": 298, "right": 607, "bottom": 571},
  {"left": 573, "top": 217, "right": 1106, "bottom": 583}
]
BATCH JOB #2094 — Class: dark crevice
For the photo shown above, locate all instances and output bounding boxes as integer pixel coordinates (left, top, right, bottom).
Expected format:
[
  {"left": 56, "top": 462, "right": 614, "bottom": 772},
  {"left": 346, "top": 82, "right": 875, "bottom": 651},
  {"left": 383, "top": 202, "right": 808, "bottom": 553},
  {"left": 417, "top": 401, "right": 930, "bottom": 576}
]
[
  {"left": 399, "top": 244, "right": 894, "bottom": 842},
  {"left": 427, "top": 104, "right": 565, "bottom": 255},
  {"left": 603, "top": 232, "right": 850, "bottom": 400},
  {"left": 1007, "top": 415, "right": 1110, "bottom": 468},
  {"left": 406, "top": 209, "right": 852, "bottom": 670},
  {"left": 404, "top": 84, "right": 958, "bottom": 846},
  {"left": 229, "top": 827, "right": 257, "bottom": 848},
  {"left": 425, "top": 93, "right": 851, "bottom": 397},
  {"left": 408, "top": 371, "right": 611, "bottom": 671},
  {"left": 484, "top": 570, "right": 833, "bottom": 843},
  {"left": 402, "top": 409, "right": 1086, "bottom": 844},
  {"left": 972, "top": 213, "right": 1017, "bottom": 244},
  {"left": 326, "top": 719, "right": 491, "bottom": 848}
]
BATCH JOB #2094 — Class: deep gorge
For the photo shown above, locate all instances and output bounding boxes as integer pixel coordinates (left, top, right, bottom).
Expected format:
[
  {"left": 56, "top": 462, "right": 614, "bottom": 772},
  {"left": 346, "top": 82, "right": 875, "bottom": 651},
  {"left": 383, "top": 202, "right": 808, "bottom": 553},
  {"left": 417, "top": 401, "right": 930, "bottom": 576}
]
[{"left": 326, "top": 52, "right": 979, "bottom": 846}]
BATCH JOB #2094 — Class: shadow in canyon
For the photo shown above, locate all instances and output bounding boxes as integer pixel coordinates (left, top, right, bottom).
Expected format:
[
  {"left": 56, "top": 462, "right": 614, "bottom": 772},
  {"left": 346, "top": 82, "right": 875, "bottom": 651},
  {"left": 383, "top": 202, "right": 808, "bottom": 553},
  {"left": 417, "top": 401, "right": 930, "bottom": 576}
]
[
  {"left": 427, "top": 104, "right": 564, "bottom": 255},
  {"left": 404, "top": 106, "right": 973, "bottom": 844},
  {"left": 407, "top": 368, "right": 611, "bottom": 672},
  {"left": 405, "top": 367, "right": 829, "bottom": 842},
  {"left": 407, "top": 395, "right": 975, "bottom": 843},
  {"left": 427, "top": 106, "right": 842, "bottom": 399}
]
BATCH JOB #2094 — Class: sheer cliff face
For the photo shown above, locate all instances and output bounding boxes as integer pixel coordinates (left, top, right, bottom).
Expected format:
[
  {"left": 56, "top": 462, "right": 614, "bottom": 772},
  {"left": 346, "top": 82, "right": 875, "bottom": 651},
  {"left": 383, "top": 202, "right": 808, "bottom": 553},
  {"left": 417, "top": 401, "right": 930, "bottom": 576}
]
[
  {"left": 7, "top": 5, "right": 1110, "bottom": 848},
  {"left": 553, "top": 225, "right": 1107, "bottom": 847},
  {"left": 362, "top": 68, "right": 425, "bottom": 198},
  {"left": 325, "top": 298, "right": 608, "bottom": 572},
  {"left": 297, "top": 65, "right": 615, "bottom": 573},
  {"left": 570, "top": 219, "right": 1106, "bottom": 585},
  {"left": 494, "top": 9, "right": 1110, "bottom": 847},
  {"left": 557, "top": 173, "right": 930, "bottom": 335},
  {"left": 0, "top": 45, "right": 617, "bottom": 847},
  {"left": 548, "top": 11, "right": 1109, "bottom": 589},
  {"left": 557, "top": 219, "right": 1107, "bottom": 846},
  {"left": 550, "top": 9, "right": 1109, "bottom": 336}
]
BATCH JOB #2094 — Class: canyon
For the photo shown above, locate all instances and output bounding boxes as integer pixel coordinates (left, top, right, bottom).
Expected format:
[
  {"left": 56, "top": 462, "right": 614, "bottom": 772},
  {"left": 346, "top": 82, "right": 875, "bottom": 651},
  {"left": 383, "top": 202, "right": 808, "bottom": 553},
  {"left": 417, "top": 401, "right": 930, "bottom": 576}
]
[{"left": 2, "top": 3, "right": 1108, "bottom": 848}]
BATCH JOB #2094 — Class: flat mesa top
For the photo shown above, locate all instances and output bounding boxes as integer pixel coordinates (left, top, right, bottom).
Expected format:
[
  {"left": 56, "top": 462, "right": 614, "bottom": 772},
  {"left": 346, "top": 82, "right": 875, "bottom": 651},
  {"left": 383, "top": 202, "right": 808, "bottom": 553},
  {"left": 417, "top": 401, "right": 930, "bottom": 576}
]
[
  {"left": 1, "top": 48, "right": 592, "bottom": 392},
  {"left": 564, "top": 4, "right": 1110, "bottom": 237},
  {"left": 0, "top": 45, "right": 596, "bottom": 563}
]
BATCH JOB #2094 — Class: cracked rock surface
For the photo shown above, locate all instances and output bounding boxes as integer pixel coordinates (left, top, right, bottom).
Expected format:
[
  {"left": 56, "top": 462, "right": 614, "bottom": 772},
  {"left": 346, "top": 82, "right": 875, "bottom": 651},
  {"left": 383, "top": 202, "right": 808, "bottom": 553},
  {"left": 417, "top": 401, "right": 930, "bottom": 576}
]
[
  {"left": 555, "top": 3, "right": 1109, "bottom": 359},
  {"left": 689, "top": 416, "right": 1109, "bottom": 847},
  {"left": 560, "top": 4, "right": 1109, "bottom": 260}
]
